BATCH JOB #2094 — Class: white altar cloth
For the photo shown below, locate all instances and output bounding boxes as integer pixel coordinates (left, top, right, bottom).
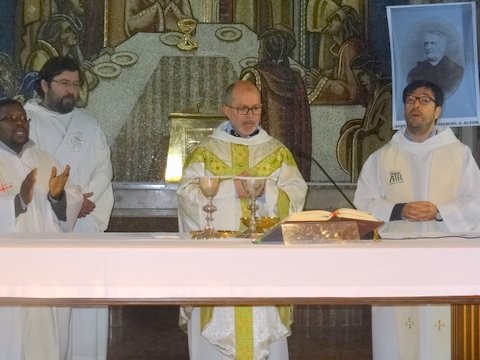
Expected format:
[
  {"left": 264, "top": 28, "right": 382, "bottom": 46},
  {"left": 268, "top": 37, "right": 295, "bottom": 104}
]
[{"left": 0, "top": 233, "right": 479, "bottom": 304}]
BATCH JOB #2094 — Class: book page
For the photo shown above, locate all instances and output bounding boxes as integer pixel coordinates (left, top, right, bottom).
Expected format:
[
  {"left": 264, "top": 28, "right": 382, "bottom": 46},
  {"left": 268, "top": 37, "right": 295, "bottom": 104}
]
[
  {"left": 285, "top": 210, "right": 333, "bottom": 222},
  {"left": 334, "top": 208, "right": 379, "bottom": 221}
]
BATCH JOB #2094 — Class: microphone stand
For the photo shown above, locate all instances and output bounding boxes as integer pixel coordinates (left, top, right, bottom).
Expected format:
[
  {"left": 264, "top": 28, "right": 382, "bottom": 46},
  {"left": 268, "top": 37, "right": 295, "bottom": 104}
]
[{"left": 305, "top": 154, "right": 357, "bottom": 209}]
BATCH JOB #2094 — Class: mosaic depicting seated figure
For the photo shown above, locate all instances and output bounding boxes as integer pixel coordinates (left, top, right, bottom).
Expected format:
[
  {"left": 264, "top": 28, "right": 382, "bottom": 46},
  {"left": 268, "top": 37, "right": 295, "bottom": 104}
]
[
  {"left": 124, "top": 0, "right": 193, "bottom": 37},
  {"left": 25, "top": 14, "right": 99, "bottom": 107},
  {"left": 336, "top": 53, "right": 395, "bottom": 181},
  {"left": 306, "top": 5, "right": 368, "bottom": 105}
]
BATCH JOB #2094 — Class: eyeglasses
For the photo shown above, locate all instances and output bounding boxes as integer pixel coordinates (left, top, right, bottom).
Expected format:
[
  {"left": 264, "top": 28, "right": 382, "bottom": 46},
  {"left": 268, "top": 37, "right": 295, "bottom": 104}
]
[
  {"left": 225, "top": 105, "right": 262, "bottom": 115},
  {"left": 51, "top": 79, "right": 82, "bottom": 90},
  {"left": 0, "top": 115, "right": 30, "bottom": 123},
  {"left": 404, "top": 95, "right": 436, "bottom": 105}
]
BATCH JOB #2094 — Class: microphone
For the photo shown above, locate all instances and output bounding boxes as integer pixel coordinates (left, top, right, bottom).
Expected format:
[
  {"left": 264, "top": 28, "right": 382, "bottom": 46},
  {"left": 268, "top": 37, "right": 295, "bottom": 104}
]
[{"left": 296, "top": 151, "right": 357, "bottom": 209}]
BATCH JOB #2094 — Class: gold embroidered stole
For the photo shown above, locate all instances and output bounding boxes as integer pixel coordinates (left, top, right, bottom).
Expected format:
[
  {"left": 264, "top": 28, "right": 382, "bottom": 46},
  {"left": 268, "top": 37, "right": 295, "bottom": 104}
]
[
  {"left": 185, "top": 143, "right": 296, "bottom": 218},
  {"left": 188, "top": 142, "right": 296, "bottom": 358}
]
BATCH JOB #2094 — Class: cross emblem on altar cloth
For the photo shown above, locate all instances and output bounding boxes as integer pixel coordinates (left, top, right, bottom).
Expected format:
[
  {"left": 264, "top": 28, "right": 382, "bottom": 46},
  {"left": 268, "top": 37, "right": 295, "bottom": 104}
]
[
  {"left": 405, "top": 317, "right": 415, "bottom": 329},
  {"left": 434, "top": 319, "right": 446, "bottom": 331}
]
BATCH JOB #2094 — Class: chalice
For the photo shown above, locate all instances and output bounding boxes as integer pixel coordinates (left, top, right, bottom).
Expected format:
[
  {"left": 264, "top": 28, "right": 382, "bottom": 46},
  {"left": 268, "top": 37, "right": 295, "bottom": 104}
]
[
  {"left": 238, "top": 177, "right": 267, "bottom": 239},
  {"left": 192, "top": 176, "right": 221, "bottom": 239},
  {"left": 177, "top": 18, "right": 198, "bottom": 51}
]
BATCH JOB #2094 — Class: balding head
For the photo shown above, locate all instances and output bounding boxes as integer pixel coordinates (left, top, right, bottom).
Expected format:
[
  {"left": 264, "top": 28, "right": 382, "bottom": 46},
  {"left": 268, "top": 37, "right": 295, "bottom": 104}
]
[
  {"left": 223, "top": 80, "right": 260, "bottom": 105},
  {"left": 222, "top": 81, "right": 262, "bottom": 138}
]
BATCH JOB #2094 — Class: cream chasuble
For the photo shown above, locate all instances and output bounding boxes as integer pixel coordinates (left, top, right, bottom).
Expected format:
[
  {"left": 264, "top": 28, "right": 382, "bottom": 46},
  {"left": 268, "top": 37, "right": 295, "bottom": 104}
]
[{"left": 355, "top": 127, "right": 480, "bottom": 360}]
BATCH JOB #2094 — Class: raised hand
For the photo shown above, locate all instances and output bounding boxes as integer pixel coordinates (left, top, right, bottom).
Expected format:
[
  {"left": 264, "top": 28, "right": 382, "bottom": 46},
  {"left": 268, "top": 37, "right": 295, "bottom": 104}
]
[
  {"left": 49, "top": 165, "right": 70, "bottom": 199},
  {"left": 20, "top": 168, "right": 38, "bottom": 204}
]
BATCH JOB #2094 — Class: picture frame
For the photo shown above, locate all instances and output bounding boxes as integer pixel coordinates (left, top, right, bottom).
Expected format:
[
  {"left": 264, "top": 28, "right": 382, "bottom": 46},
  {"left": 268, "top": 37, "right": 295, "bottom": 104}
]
[{"left": 387, "top": 2, "right": 480, "bottom": 128}]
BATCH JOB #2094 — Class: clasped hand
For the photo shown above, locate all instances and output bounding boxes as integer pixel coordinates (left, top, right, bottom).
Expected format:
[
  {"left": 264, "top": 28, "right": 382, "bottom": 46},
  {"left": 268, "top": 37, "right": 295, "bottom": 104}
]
[
  {"left": 401, "top": 201, "right": 438, "bottom": 221},
  {"left": 79, "top": 192, "right": 95, "bottom": 218}
]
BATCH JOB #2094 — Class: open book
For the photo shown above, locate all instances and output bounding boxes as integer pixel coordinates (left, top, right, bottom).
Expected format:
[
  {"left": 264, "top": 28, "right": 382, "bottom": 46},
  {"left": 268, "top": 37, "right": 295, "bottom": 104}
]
[
  {"left": 285, "top": 208, "right": 380, "bottom": 222},
  {"left": 276, "top": 208, "right": 383, "bottom": 240}
]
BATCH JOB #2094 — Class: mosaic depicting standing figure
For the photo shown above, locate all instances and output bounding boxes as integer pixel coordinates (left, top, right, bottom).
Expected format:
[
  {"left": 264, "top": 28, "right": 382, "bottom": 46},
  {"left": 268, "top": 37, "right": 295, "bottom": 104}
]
[{"left": 241, "top": 29, "right": 312, "bottom": 181}]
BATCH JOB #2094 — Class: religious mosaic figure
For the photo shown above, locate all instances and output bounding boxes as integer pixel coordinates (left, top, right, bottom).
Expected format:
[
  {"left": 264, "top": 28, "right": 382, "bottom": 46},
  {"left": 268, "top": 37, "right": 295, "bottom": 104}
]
[
  {"left": 306, "top": 5, "right": 369, "bottom": 105},
  {"left": 307, "top": 0, "right": 342, "bottom": 70},
  {"left": 124, "top": 0, "right": 193, "bottom": 37},
  {"left": 55, "top": 0, "right": 85, "bottom": 30},
  {"left": 19, "top": 0, "right": 53, "bottom": 66},
  {"left": 337, "top": 53, "right": 394, "bottom": 181},
  {"left": 241, "top": 28, "right": 312, "bottom": 181},
  {"left": 25, "top": 14, "right": 83, "bottom": 71},
  {"left": 25, "top": 14, "right": 98, "bottom": 106},
  {"left": 0, "top": 53, "right": 37, "bottom": 102},
  {"left": 307, "top": 0, "right": 365, "bottom": 68}
]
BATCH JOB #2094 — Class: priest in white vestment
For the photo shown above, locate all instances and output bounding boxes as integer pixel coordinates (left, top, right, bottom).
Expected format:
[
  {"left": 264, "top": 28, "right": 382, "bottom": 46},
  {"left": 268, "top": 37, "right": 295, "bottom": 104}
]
[
  {"left": 24, "top": 57, "right": 114, "bottom": 360},
  {"left": 177, "top": 81, "right": 308, "bottom": 360},
  {"left": 354, "top": 80, "right": 480, "bottom": 360},
  {"left": 0, "top": 98, "right": 83, "bottom": 360}
]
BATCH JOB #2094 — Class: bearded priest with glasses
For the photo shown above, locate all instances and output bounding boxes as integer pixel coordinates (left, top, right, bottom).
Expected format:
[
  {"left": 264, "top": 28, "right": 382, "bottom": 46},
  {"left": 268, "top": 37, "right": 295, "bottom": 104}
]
[{"left": 24, "top": 56, "right": 113, "bottom": 360}]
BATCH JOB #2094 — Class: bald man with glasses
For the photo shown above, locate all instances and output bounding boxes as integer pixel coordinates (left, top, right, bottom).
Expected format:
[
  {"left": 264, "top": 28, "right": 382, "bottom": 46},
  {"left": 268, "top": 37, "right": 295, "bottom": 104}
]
[{"left": 177, "top": 80, "right": 308, "bottom": 360}]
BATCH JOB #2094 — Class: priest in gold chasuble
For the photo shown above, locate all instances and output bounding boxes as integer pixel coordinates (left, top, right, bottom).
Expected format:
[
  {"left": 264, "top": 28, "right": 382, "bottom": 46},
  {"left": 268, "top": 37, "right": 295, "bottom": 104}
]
[{"left": 177, "top": 81, "right": 308, "bottom": 360}]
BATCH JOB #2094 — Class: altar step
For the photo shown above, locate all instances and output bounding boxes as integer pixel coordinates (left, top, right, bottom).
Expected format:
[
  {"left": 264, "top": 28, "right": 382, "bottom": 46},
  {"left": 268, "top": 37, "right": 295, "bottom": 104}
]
[{"left": 107, "top": 305, "right": 372, "bottom": 360}]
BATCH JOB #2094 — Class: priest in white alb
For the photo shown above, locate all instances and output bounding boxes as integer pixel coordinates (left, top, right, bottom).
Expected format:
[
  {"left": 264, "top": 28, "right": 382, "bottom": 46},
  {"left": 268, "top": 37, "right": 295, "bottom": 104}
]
[
  {"left": 0, "top": 98, "right": 83, "bottom": 360},
  {"left": 177, "top": 81, "right": 308, "bottom": 360},
  {"left": 354, "top": 80, "right": 480, "bottom": 360},
  {"left": 24, "top": 56, "right": 114, "bottom": 360}
]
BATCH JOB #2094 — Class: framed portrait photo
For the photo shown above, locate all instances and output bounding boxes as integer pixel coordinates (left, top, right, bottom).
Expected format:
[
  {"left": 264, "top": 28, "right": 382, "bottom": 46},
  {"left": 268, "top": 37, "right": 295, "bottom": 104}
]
[{"left": 387, "top": 2, "right": 480, "bottom": 129}]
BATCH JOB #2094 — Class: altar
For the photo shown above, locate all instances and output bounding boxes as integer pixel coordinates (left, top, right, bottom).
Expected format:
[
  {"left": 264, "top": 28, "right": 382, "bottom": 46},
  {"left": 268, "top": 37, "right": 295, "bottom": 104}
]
[
  {"left": 1, "top": 233, "right": 479, "bottom": 305},
  {"left": 2, "top": 232, "right": 479, "bottom": 358}
]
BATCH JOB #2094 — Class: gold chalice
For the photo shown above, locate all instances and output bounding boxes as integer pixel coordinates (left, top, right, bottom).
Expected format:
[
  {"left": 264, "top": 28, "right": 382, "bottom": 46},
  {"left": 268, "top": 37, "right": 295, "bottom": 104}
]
[
  {"left": 177, "top": 18, "right": 198, "bottom": 51},
  {"left": 238, "top": 177, "right": 267, "bottom": 239},
  {"left": 240, "top": 216, "right": 280, "bottom": 233},
  {"left": 192, "top": 176, "right": 221, "bottom": 239}
]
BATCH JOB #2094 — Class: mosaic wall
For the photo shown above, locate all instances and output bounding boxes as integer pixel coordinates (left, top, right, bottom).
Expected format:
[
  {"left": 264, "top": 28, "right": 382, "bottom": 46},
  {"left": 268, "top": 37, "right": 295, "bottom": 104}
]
[{"left": 5, "top": 1, "right": 465, "bottom": 183}]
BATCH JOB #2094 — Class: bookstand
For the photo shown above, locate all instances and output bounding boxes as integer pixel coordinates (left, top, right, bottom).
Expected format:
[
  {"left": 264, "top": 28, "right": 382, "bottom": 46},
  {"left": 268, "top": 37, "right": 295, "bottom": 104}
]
[{"left": 256, "top": 218, "right": 383, "bottom": 244}]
